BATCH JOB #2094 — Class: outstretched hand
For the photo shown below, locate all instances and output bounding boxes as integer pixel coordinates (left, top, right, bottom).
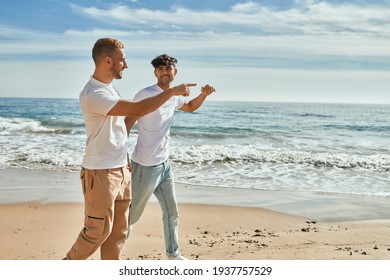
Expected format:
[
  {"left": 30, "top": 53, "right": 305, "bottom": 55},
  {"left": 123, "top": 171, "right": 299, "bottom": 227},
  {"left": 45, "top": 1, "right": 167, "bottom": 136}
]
[
  {"left": 173, "top": 83, "right": 197, "bottom": 97},
  {"left": 201, "top": 84, "right": 216, "bottom": 96}
]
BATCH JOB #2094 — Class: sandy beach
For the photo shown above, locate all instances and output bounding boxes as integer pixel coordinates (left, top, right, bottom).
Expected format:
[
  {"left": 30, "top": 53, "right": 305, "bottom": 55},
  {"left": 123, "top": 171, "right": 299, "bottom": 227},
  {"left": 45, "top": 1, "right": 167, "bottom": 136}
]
[{"left": 0, "top": 168, "right": 390, "bottom": 260}]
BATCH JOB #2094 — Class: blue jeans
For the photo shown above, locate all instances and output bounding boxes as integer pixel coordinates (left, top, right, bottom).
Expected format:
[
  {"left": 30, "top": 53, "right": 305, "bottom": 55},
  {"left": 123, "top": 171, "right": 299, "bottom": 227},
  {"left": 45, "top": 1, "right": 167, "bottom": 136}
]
[{"left": 128, "top": 160, "right": 179, "bottom": 258}]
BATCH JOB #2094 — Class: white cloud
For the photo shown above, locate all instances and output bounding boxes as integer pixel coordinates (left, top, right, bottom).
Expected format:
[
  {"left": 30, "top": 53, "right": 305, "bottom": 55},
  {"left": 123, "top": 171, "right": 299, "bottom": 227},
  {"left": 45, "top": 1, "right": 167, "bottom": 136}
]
[
  {"left": 1, "top": 1, "right": 390, "bottom": 103},
  {"left": 54, "top": 1, "right": 390, "bottom": 69},
  {"left": 231, "top": 2, "right": 264, "bottom": 13},
  {"left": 2, "top": 1, "right": 390, "bottom": 62},
  {"left": 69, "top": 1, "right": 390, "bottom": 37}
]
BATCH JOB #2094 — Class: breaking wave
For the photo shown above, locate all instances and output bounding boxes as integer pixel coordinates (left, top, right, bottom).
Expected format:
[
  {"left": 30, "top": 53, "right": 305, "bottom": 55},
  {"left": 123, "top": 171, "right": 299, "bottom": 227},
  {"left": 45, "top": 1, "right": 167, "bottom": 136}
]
[{"left": 171, "top": 144, "right": 390, "bottom": 171}]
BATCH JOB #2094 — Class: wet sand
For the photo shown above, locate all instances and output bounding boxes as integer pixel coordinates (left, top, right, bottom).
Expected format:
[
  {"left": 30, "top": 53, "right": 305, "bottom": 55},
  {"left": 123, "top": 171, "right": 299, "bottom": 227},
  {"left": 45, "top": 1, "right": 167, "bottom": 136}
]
[{"left": 0, "top": 168, "right": 390, "bottom": 260}]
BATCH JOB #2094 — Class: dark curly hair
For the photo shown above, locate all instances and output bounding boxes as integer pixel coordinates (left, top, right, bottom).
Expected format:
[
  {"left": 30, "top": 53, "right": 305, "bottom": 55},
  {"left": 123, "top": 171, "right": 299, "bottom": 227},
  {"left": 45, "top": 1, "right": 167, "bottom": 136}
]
[{"left": 151, "top": 54, "right": 177, "bottom": 69}]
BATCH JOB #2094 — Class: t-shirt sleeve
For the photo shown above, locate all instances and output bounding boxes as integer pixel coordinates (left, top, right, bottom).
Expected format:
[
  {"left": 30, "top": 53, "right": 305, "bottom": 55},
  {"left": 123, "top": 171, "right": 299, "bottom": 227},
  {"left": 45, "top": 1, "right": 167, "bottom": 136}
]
[
  {"left": 86, "top": 90, "right": 120, "bottom": 115},
  {"left": 175, "top": 96, "right": 185, "bottom": 109},
  {"left": 132, "top": 89, "right": 147, "bottom": 102}
]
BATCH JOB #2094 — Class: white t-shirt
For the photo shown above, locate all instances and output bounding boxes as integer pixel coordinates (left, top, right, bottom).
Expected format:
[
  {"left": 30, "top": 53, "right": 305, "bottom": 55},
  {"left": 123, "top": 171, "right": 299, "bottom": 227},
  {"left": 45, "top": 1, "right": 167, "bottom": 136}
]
[
  {"left": 79, "top": 77, "right": 128, "bottom": 169},
  {"left": 131, "top": 84, "right": 185, "bottom": 166}
]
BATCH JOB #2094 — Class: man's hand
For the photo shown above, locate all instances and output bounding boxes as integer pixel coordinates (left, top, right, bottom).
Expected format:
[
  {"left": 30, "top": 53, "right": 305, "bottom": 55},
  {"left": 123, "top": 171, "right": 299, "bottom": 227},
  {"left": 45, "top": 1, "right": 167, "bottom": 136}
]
[
  {"left": 172, "top": 83, "right": 197, "bottom": 97},
  {"left": 127, "top": 153, "right": 134, "bottom": 173},
  {"left": 200, "top": 84, "right": 216, "bottom": 96}
]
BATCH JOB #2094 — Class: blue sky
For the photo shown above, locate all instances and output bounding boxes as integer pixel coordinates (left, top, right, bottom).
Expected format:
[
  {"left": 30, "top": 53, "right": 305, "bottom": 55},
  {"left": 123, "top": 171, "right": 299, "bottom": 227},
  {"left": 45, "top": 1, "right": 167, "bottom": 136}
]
[{"left": 1, "top": 0, "right": 390, "bottom": 103}]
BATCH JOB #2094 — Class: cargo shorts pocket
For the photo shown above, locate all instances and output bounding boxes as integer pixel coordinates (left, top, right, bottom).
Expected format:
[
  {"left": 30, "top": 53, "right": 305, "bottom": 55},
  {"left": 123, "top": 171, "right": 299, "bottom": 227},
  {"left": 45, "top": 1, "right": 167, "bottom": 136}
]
[{"left": 84, "top": 184, "right": 109, "bottom": 240}]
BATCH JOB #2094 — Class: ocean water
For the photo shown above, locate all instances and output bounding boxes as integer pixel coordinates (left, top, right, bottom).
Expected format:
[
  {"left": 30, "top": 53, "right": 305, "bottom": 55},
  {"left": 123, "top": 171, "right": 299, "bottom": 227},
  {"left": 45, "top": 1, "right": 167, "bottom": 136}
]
[{"left": 1, "top": 97, "right": 389, "bottom": 198}]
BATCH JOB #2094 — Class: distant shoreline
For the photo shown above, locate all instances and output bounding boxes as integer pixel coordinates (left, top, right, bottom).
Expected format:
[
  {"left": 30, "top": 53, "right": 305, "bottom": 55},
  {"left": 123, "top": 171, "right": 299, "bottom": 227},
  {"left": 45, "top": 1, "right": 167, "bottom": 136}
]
[{"left": 1, "top": 96, "right": 390, "bottom": 106}]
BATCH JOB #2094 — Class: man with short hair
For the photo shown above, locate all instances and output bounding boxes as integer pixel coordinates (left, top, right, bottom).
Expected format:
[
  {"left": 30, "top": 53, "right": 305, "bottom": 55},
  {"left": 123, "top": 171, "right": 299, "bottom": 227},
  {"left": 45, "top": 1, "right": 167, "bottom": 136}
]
[
  {"left": 64, "top": 39, "right": 195, "bottom": 260},
  {"left": 125, "top": 54, "right": 216, "bottom": 260}
]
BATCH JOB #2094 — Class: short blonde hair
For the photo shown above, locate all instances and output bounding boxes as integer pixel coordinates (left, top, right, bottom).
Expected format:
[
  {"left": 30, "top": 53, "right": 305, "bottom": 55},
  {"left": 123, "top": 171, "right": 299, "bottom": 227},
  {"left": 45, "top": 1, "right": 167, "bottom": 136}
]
[{"left": 92, "top": 38, "right": 125, "bottom": 63}]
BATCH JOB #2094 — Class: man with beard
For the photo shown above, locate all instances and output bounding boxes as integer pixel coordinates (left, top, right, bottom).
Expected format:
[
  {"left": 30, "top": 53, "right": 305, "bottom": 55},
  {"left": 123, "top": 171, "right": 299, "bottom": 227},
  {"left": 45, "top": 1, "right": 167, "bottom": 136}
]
[
  {"left": 125, "top": 54, "right": 216, "bottom": 260},
  {"left": 64, "top": 40, "right": 195, "bottom": 260}
]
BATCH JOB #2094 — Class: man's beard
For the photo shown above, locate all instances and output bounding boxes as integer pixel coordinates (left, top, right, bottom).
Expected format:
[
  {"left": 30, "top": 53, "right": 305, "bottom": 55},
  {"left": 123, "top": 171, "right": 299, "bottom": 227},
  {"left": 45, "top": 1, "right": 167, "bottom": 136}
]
[
  {"left": 159, "top": 75, "right": 173, "bottom": 86},
  {"left": 111, "top": 67, "right": 123, "bottom": 79}
]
